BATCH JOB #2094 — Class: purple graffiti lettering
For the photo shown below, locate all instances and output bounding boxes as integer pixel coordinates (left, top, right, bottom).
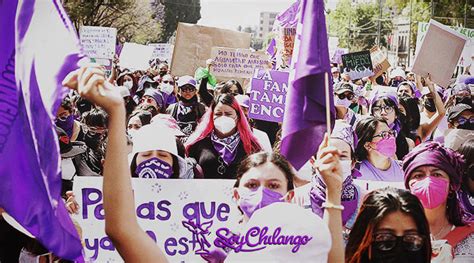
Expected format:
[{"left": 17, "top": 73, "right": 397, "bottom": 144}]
[{"left": 82, "top": 187, "right": 104, "bottom": 220}]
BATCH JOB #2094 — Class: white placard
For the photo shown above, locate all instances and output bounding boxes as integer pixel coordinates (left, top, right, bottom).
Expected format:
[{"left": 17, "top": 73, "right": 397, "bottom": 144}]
[{"left": 119, "top": 43, "right": 155, "bottom": 70}]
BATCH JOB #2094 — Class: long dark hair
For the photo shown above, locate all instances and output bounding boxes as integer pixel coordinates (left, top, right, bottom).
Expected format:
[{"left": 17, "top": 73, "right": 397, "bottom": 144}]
[
  {"left": 221, "top": 79, "right": 244, "bottom": 95},
  {"left": 458, "top": 138, "right": 474, "bottom": 190},
  {"left": 234, "top": 152, "right": 295, "bottom": 191},
  {"left": 399, "top": 96, "right": 420, "bottom": 138},
  {"left": 354, "top": 116, "right": 388, "bottom": 162},
  {"left": 346, "top": 187, "right": 431, "bottom": 263}
]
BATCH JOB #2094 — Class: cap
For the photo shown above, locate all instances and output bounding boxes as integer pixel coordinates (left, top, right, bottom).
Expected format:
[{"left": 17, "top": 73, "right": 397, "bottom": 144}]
[
  {"left": 143, "top": 89, "right": 165, "bottom": 109},
  {"left": 334, "top": 82, "right": 354, "bottom": 95},
  {"left": 177, "top": 75, "right": 197, "bottom": 89},
  {"left": 56, "top": 127, "right": 87, "bottom": 158},
  {"left": 390, "top": 67, "right": 406, "bottom": 79},
  {"left": 235, "top": 94, "right": 250, "bottom": 108},
  {"left": 137, "top": 75, "right": 156, "bottom": 93},
  {"left": 447, "top": 103, "right": 472, "bottom": 122},
  {"left": 452, "top": 83, "right": 470, "bottom": 95},
  {"left": 331, "top": 67, "right": 339, "bottom": 73}
]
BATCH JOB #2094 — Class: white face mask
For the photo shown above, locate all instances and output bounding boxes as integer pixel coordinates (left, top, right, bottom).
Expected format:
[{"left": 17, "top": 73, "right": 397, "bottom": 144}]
[
  {"left": 214, "top": 116, "right": 236, "bottom": 135},
  {"left": 340, "top": 160, "right": 353, "bottom": 181},
  {"left": 128, "top": 129, "right": 138, "bottom": 139},
  {"left": 160, "top": 83, "right": 174, "bottom": 95},
  {"left": 123, "top": 80, "right": 133, "bottom": 90},
  {"left": 335, "top": 97, "right": 352, "bottom": 107}
]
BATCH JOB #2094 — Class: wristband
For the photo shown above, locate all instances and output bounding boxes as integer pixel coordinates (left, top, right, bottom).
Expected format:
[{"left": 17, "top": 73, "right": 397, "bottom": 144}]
[{"left": 322, "top": 202, "right": 344, "bottom": 211}]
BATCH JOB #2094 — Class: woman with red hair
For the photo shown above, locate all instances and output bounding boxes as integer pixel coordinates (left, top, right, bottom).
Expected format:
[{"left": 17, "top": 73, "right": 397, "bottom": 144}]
[{"left": 185, "top": 93, "right": 262, "bottom": 179}]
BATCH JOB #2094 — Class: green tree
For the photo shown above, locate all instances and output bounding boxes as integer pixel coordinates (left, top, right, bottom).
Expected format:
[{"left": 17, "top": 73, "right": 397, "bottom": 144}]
[
  {"left": 159, "top": 0, "right": 201, "bottom": 42},
  {"left": 63, "top": 0, "right": 161, "bottom": 44}
]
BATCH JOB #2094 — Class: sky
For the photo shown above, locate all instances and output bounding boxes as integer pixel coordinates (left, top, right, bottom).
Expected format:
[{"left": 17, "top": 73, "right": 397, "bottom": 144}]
[{"left": 199, "top": 0, "right": 339, "bottom": 31}]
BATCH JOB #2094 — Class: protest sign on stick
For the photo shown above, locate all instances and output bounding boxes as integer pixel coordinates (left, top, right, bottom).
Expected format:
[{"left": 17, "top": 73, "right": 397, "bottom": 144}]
[
  {"left": 171, "top": 23, "right": 251, "bottom": 76},
  {"left": 412, "top": 20, "right": 467, "bottom": 88},
  {"left": 119, "top": 43, "right": 155, "bottom": 70},
  {"left": 149, "top": 43, "right": 174, "bottom": 64},
  {"left": 341, "top": 50, "right": 374, "bottom": 80},
  {"left": 73, "top": 177, "right": 240, "bottom": 262},
  {"left": 79, "top": 26, "right": 117, "bottom": 67},
  {"left": 249, "top": 69, "right": 289, "bottom": 122},
  {"left": 370, "top": 46, "right": 390, "bottom": 80},
  {"left": 210, "top": 47, "right": 270, "bottom": 78}
]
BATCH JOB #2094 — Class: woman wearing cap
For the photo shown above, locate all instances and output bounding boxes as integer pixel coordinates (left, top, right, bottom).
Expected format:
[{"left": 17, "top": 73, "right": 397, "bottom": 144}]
[
  {"left": 345, "top": 187, "right": 432, "bottom": 263},
  {"left": 166, "top": 75, "right": 206, "bottom": 137},
  {"left": 354, "top": 116, "right": 404, "bottom": 182},
  {"left": 139, "top": 88, "right": 165, "bottom": 115},
  {"left": 370, "top": 93, "right": 414, "bottom": 160},
  {"left": 402, "top": 142, "right": 473, "bottom": 262},
  {"left": 311, "top": 121, "right": 362, "bottom": 232},
  {"left": 185, "top": 94, "right": 262, "bottom": 179}
]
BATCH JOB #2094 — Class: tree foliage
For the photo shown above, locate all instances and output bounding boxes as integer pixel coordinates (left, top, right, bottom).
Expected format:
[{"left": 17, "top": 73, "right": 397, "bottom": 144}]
[
  {"left": 63, "top": 0, "right": 161, "bottom": 44},
  {"left": 159, "top": 0, "right": 201, "bottom": 42}
]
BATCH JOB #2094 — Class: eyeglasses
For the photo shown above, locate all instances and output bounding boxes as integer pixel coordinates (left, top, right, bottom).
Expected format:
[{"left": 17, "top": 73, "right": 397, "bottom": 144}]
[
  {"left": 457, "top": 116, "right": 474, "bottom": 125},
  {"left": 372, "top": 105, "right": 394, "bottom": 115},
  {"left": 337, "top": 93, "right": 355, "bottom": 100},
  {"left": 372, "top": 233, "right": 425, "bottom": 252},
  {"left": 162, "top": 80, "right": 174, "bottom": 85},
  {"left": 372, "top": 130, "right": 397, "bottom": 140}
]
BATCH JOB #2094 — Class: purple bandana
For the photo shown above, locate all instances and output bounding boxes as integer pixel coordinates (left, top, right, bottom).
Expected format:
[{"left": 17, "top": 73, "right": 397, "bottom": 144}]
[
  {"left": 458, "top": 190, "right": 474, "bottom": 222},
  {"left": 211, "top": 132, "right": 241, "bottom": 165},
  {"left": 310, "top": 173, "right": 359, "bottom": 226},
  {"left": 135, "top": 157, "right": 173, "bottom": 179}
]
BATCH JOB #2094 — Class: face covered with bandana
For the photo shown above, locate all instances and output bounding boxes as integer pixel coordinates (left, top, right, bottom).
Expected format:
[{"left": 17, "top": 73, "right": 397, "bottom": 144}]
[
  {"left": 135, "top": 150, "right": 174, "bottom": 178},
  {"left": 83, "top": 125, "right": 107, "bottom": 151},
  {"left": 234, "top": 162, "right": 294, "bottom": 220},
  {"left": 55, "top": 106, "right": 74, "bottom": 139}
]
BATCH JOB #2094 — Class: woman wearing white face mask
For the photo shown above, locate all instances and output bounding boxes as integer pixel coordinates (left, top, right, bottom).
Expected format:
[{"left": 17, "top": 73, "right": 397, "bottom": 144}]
[
  {"left": 310, "top": 121, "right": 362, "bottom": 232},
  {"left": 185, "top": 94, "right": 262, "bottom": 179}
]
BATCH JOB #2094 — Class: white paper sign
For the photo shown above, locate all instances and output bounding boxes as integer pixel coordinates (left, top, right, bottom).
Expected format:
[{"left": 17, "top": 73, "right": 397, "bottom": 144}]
[
  {"left": 79, "top": 26, "right": 117, "bottom": 61},
  {"left": 149, "top": 43, "right": 174, "bottom": 63},
  {"left": 72, "top": 177, "right": 240, "bottom": 262},
  {"left": 119, "top": 43, "right": 155, "bottom": 70}
]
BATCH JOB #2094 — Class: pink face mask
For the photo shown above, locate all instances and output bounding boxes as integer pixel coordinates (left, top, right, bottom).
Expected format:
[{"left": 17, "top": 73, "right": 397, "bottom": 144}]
[
  {"left": 410, "top": 176, "right": 449, "bottom": 209},
  {"left": 373, "top": 136, "right": 397, "bottom": 158}
]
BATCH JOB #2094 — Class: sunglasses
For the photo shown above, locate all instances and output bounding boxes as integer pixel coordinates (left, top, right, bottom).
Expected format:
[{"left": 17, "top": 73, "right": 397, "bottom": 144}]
[
  {"left": 162, "top": 80, "right": 174, "bottom": 85},
  {"left": 372, "top": 105, "right": 394, "bottom": 115},
  {"left": 181, "top": 87, "right": 196, "bottom": 93},
  {"left": 372, "top": 130, "right": 397, "bottom": 140},
  {"left": 337, "top": 93, "right": 355, "bottom": 100},
  {"left": 457, "top": 116, "right": 474, "bottom": 125},
  {"left": 372, "top": 233, "right": 425, "bottom": 252}
]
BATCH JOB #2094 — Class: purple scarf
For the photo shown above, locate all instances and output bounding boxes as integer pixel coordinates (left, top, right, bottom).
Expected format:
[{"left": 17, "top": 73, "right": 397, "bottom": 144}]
[
  {"left": 211, "top": 132, "right": 241, "bottom": 165},
  {"left": 310, "top": 172, "right": 359, "bottom": 226}
]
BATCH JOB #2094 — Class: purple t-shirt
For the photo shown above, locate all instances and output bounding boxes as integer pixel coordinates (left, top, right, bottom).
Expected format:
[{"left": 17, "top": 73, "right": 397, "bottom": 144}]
[{"left": 358, "top": 159, "right": 404, "bottom": 182}]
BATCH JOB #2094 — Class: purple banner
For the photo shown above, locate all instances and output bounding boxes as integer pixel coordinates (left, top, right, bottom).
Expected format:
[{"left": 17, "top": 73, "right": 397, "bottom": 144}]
[{"left": 249, "top": 69, "right": 289, "bottom": 123}]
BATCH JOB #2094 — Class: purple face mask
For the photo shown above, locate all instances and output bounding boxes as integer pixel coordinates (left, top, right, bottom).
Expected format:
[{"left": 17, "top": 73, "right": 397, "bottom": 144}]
[
  {"left": 135, "top": 157, "right": 173, "bottom": 179},
  {"left": 335, "top": 97, "right": 352, "bottom": 108},
  {"left": 238, "top": 187, "right": 285, "bottom": 218},
  {"left": 55, "top": 115, "right": 74, "bottom": 138}
]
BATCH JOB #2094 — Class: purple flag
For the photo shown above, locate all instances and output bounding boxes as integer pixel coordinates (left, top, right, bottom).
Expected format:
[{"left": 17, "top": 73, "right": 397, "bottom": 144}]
[
  {"left": 0, "top": 0, "right": 84, "bottom": 261},
  {"left": 280, "top": 0, "right": 335, "bottom": 170},
  {"left": 266, "top": 38, "right": 277, "bottom": 57}
]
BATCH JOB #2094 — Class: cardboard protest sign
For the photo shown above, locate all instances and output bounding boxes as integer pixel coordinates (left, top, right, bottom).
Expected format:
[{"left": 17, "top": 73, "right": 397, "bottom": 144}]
[
  {"left": 119, "top": 42, "right": 155, "bottom": 70},
  {"left": 149, "top": 43, "right": 174, "bottom": 64},
  {"left": 210, "top": 47, "right": 270, "bottom": 78},
  {"left": 73, "top": 177, "right": 240, "bottom": 262},
  {"left": 416, "top": 22, "right": 474, "bottom": 68},
  {"left": 249, "top": 69, "right": 289, "bottom": 122},
  {"left": 79, "top": 26, "right": 117, "bottom": 66},
  {"left": 412, "top": 20, "right": 467, "bottom": 88},
  {"left": 370, "top": 46, "right": 390, "bottom": 79},
  {"left": 171, "top": 23, "right": 251, "bottom": 77},
  {"left": 342, "top": 50, "right": 374, "bottom": 80},
  {"left": 275, "top": 27, "right": 297, "bottom": 69}
]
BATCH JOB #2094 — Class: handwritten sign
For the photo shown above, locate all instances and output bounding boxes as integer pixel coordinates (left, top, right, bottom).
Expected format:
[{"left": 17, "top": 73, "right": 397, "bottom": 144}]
[
  {"left": 413, "top": 20, "right": 467, "bottom": 88},
  {"left": 73, "top": 177, "right": 240, "bottom": 262},
  {"left": 171, "top": 23, "right": 251, "bottom": 77},
  {"left": 210, "top": 47, "right": 269, "bottom": 78},
  {"left": 149, "top": 43, "right": 174, "bottom": 64},
  {"left": 370, "top": 46, "right": 390, "bottom": 79},
  {"left": 119, "top": 43, "right": 155, "bottom": 70},
  {"left": 249, "top": 69, "right": 289, "bottom": 122},
  {"left": 416, "top": 22, "right": 473, "bottom": 67},
  {"left": 342, "top": 50, "right": 374, "bottom": 80},
  {"left": 79, "top": 26, "right": 117, "bottom": 66}
]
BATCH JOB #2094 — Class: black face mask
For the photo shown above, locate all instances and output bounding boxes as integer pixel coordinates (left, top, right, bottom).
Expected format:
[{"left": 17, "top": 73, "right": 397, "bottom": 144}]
[
  {"left": 458, "top": 122, "right": 474, "bottom": 130},
  {"left": 455, "top": 96, "right": 473, "bottom": 107},
  {"left": 424, "top": 98, "right": 436, "bottom": 112},
  {"left": 371, "top": 242, "right": 425, "bottom": 263},
  {"left": 84, "top": 131, "right": 104, "bottom": 151},
  {"left": 159, "top": 71, "right": 167, "bottom": 77},
  {"left": 178, "top": 94, "right": 197, "bottom": 104}
]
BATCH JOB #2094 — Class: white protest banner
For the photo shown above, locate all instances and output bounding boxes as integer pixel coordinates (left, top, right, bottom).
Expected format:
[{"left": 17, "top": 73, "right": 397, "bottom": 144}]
[
  {"left": 73, "top": 177, "right": 240, "bottom": 262},
  {"left": 119, "top": 42, "right": 155, "bottom": 70},
  {"left": 210, "top": 47, "right": 270, "bottom": 78},
  {"left": 171, "top": 23, "right": 251, "bottom": 77},
  {"left": 79, "top": 26, "right": 117, "bottom": 67},
  {"left": 416, "top": 22, "right": 474, "bottom": 67},
  {"left": 249, "top": 69, "right": 289, "bottom": 122},
  {"left": 149, "top": 43, "right": 174, "bottom": 64},
  {"left": 370, "top": 46, "right": 391, "bottom": 79},
  {"left": 413, "top": 20, "right": 468, "bottom": 88}
]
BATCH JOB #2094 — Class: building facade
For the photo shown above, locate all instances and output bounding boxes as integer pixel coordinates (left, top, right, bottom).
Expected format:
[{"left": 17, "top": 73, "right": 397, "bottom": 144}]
[{"left": 258, "top": 12, "right": 278, "bottom": 38}]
